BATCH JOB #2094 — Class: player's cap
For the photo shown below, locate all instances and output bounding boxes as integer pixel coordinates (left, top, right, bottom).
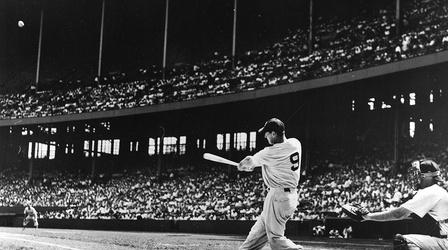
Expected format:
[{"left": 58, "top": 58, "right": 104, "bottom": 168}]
[
  {"left": 411, "top": 159, "right": 441, "bottom": 180},
  {"left": 258, "top": 118, "right": 285, "bottom": 134}
]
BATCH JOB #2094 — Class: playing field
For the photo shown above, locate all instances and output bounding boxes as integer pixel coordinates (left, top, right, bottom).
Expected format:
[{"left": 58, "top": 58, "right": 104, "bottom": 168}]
[{"left": 0, "top": 227, "right": 392, "bottom": 249}]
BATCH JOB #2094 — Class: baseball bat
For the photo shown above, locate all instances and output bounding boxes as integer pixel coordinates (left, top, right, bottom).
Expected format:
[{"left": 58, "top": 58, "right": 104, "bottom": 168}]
[{"left": 203, "top": 153, "right": 238, "bottom": 167}]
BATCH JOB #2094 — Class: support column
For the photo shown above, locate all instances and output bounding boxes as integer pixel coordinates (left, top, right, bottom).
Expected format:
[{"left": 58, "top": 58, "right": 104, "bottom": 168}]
[
  {"left": 232, "top": 0, "right": 238, "bottom": 68},
  {"left": 308, "top": 0, "right": 313, "bottom": 53},
  {"left": 35, "top": 8, "right": 44, "bottom": 89},
  {"left": 0, "top": 128, "right": 6, "bottom": 170},
  {"left": 393, "top": 103, "right": 400, "bottom": 168},
  {"left": 91, "top": 157, "right": 96, "bottom": 178},
  {"left": 91, "top": 140, "right": 96, "bottom": 178},
  {"left": 157, "top": 127, "right": 165, "bottom": 179},
  {"left": 97, "top": 0, "right": 106, "bottom": 81},
  {"left": 28, "top": 142, "right": 34, "bottom": 181},
  {"left": 395, "top": 0, "right": 401, "bottom": 36},
  {"left": 162, "top": 0, "right": 169, "bottom": 79}
]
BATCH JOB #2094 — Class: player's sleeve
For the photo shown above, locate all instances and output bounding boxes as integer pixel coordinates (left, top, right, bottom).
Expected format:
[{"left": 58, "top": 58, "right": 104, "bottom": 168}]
[
  {"left": 294, "top": 139, "right": 302, "bottom": 165},
  {"left": 291, "top": 138, "right": 302, "bottom": 153},
  {"left": 400, "top": 188, "right": 441, "bottom": 218},
  {"left": 251, "top": 148, "right": 268, "bottom": 167}
]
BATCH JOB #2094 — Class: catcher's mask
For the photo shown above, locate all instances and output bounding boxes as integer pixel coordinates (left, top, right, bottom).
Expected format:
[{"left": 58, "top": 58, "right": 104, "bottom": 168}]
[{"left": 409, "top": 159, "right": 442, "bottom": 190}]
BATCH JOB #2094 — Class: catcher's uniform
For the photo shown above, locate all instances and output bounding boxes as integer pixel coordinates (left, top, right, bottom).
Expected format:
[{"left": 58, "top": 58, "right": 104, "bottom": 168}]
[
  {"left": 400, "top": 184, "right": 448, "bottom": 249},
  {"left": 23, "top": 206, "right": 38, "bottom": 227},
  {"left": 240, "top": 138, "right": 302, "bottom": 250}
]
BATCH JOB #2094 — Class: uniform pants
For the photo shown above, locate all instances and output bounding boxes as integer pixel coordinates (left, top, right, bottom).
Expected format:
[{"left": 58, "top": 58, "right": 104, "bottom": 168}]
[
  {"left": 403, "top": 234, "right": 448, "bottom": 250},
  {"left": 239, "top": 188, "right": 302, "bottom": 250},
  {"left": 23, "top": 215, "right": 38, "bottom": 227}
]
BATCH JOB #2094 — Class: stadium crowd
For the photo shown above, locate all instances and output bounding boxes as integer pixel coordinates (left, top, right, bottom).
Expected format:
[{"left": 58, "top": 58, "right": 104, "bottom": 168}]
[
  {"left": 0, "top": 141, "right": 447, "bottom": 222},
  {"left": 0, "top": 0, "right": 447, "bottom": 119}
]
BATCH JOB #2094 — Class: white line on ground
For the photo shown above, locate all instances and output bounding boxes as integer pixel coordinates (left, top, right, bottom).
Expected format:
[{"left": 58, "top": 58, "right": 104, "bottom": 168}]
[
  {"left": 0, "top": 232, "right": 81, "bottom": 250},
  {"left": 157, "top": 243, "right": 200, "bottom": 247},
  {"left": 40, "top": 230, "right": 72, "bottom": 234},
  {"left": 295, "top": 240, "right": 387, "bottom": 248}
]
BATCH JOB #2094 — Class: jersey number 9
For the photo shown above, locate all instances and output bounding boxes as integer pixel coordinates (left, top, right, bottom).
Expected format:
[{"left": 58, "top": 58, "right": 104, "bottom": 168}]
[{"left": 289, "top": 152, "right": 300, "bottom": 171}]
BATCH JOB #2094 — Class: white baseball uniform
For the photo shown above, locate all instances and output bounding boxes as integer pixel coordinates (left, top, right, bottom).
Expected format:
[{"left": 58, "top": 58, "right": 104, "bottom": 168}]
[
  {"left": 240, "top": 138, "right": 302, "bottom": 250},
  {"left": 400, "top": 184, "right": 448, "bottom": 249},
  {"left": 23, "top": 206, "right": 38, "bottom": 227}
]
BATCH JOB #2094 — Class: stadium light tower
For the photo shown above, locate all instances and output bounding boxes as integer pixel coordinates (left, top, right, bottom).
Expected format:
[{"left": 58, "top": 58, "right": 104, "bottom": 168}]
[
  {"left": 232, "top": 0, "right": 238, "bottom": 69},
  {"left": 35, "top": 8, "right": 44, "bottom": 89},
  {"left": 97, "top": 0, "right": 106, "bottom": 82},
  {"left": 308, "top": 0, "right": 313, "bottom": 54},
  {"left": 162, "top": 0, "right": 169, "bottom": 80},
  {"left": 395, "top": 0, "right": 401, "bottom": 35}
]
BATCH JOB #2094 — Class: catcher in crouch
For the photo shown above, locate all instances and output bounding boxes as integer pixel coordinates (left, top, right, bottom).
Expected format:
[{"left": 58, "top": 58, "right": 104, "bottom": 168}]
[{"left": 347, "top": 159, "right": 448, "bottom": 250}]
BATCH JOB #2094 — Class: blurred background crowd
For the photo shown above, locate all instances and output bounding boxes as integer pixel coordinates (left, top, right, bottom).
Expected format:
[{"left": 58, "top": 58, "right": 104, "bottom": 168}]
[{"left": 0, "top": 141, "right": 446, "bottom": 222}]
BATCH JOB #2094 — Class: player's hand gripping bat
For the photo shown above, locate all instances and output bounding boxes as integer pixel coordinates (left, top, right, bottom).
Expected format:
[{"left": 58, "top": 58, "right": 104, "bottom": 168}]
[{"left": 203, "top": 153, "right": 259, "bottom": 172}]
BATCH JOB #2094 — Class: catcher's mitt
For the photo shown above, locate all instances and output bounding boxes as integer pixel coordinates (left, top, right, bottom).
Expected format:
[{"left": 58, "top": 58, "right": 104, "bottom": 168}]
[{"left": 341, "top": 203, "right": 369, "bottom": 222}]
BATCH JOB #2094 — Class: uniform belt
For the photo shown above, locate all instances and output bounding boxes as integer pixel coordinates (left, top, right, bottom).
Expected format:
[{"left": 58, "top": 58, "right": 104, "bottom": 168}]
[{"left": 269, "top": 187, "right": 297, "bottom": 192}]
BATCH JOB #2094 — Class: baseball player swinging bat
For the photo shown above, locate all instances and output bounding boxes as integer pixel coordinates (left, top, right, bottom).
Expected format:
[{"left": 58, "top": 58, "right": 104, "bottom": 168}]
[{"left": 203, "top": 153, "right": 238, "bottom": 167}]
